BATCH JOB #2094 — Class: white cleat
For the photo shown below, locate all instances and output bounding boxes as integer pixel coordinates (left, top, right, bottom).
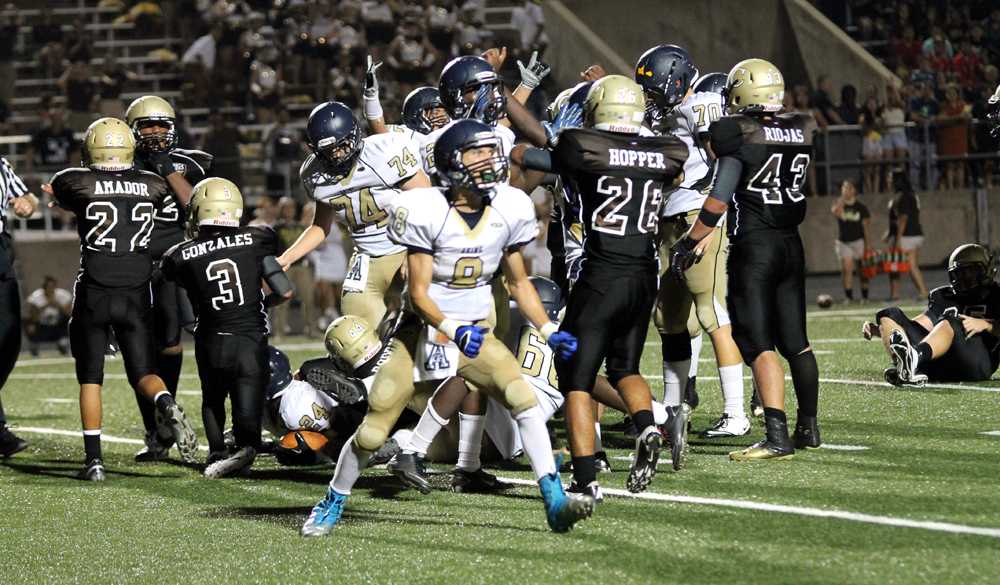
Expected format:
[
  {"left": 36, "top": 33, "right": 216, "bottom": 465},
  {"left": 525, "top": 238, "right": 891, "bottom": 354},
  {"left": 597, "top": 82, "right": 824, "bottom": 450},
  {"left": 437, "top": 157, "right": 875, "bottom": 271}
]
[
  {"left": 701, "top": 413, "right": 752, "bottom": 438},
  {"left": 156, "top": 402, "right": 199, "bottom": 463},
  {"left": 204, "top": 447, "right": 256, "bottom": 478}
]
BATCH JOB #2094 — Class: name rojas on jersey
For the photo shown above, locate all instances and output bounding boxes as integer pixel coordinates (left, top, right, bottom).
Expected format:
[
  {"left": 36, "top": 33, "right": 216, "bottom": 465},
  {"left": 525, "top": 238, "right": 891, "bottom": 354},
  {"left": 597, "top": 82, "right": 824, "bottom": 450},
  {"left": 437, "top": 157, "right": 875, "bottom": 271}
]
[
  {"left": 661, "top": 90, "right": 724, "bottom": 217},
  {"left": 301, "top": 133, "right": 422, "bottom": 257},
  {"left": 385, "top": 183, "right": 537, "bottom": 322}
]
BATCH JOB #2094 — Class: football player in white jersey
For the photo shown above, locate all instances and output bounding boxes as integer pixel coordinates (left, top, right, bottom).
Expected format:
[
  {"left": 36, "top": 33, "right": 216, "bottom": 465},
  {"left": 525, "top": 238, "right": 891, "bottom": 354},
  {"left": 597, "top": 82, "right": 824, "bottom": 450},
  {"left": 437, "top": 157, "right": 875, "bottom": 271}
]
[
  {"left": 642, "top": 61, "right": 751, "bottom": 439},
  {"left": 300, "top": 120, "right": 592, "bottom": 537},
  {"left": 277, "top": 101, "right": 432, "bottom": 329}
]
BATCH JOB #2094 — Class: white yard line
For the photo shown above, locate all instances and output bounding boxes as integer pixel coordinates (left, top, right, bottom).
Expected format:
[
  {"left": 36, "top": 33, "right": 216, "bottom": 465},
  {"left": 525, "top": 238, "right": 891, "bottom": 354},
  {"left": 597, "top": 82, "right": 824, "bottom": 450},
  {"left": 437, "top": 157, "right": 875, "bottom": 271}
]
[
  {"left": 641, "top": 372, "right": 1000, "bottom": 393},
  {"left": 497, "top": 477, "right": 1000, "bottom": 538},
  {"left": 980, "top": 431, "right": 1000, "bottom": 436},
  {"left": 822, "top": 444, "right": 870, "bottom": 451},
  {"left": 42, "top": 398, "right": 75, "bottom": 404},
  {"left": 7, "top": 373, "right": 200, "bottom": 380},
  {"left": 13, "top": 426, "right": 209, "bottom": 451}
]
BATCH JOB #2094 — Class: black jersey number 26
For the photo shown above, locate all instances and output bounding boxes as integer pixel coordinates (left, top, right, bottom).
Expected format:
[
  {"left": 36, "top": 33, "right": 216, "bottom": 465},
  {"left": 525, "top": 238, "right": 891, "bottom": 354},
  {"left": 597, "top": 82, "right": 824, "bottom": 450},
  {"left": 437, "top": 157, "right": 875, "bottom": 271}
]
[{"left": 591, "top": 176, "right": 662, "bottom": 236}]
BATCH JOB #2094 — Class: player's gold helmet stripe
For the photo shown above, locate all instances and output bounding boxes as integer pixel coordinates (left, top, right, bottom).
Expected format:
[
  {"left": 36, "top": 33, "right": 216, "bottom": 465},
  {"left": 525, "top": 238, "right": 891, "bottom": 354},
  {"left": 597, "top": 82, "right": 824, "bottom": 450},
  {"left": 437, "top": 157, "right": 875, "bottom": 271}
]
[
  {"left": 584, "top": 75, "right": 645, "bottom": 134},
  {"left": 84, "top": 117, "right": 135, "bottom": 171},
  {"left": 725, "top": 58, "right": 784, "bottom": 114},
  {"left": 187, "top": 177, "right": 244, "bottom": 238}
]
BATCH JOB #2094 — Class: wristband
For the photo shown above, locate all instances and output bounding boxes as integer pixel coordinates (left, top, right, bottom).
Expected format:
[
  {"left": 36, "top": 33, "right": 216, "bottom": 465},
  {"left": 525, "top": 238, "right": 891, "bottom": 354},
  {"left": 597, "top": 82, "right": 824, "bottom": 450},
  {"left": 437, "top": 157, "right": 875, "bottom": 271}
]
[
  {"left": 539, "top": 321, "right": 559, "bottom": 341},
  {"left": 363, "top": 94, "right": 384, "bottom": 121},
  {"left": 439, "top": 318, "right": 460, "bottom": 341},
  {"left": 697, "top": 207, "right": 723, "bottom": 228}
]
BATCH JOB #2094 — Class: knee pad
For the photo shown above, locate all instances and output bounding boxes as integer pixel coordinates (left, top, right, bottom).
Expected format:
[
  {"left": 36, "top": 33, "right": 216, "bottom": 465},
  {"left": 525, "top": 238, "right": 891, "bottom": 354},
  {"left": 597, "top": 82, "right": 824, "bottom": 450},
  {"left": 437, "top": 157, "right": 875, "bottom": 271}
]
[
  {"left": 875, "top": 307, "right": 907, "bottom": 324},
  {"left": 694, "top": 294, "right": 728, "bottom": 334},
  {"left": 354, "top": 417, "right": 391, "bottom": 452},
  {"left": 503, "top": 378, "right": 537, "bottom": 415},
  {"left": 661, "top": 332, "right": 692, "bottom": 361}
]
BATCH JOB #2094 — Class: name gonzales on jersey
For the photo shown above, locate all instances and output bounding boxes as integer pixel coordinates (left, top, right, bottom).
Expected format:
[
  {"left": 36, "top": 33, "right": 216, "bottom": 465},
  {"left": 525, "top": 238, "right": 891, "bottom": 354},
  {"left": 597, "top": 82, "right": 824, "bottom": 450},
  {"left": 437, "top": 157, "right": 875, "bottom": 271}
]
[{"left": 180, "top": 232, "right": 254, "bottom": 260}]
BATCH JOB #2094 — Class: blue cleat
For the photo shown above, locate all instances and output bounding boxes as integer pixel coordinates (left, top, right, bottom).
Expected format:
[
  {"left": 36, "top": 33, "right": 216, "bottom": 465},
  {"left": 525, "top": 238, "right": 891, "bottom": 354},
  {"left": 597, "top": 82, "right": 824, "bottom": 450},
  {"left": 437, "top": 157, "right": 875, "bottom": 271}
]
[
  {"left": 539, "top": 472, "right": 594, "bottom": 533},
  {"left": 301, "top": 488, "right": 348, "bottom": 537}
]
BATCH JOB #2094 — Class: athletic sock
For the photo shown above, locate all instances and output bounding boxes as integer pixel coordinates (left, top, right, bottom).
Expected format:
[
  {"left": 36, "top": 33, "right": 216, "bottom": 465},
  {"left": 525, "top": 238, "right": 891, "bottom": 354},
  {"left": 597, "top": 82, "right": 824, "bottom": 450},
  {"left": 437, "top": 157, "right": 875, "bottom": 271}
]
[
  {"left": 153, "top": 391, "right": 174, "bottom": 411},
  {"left": 788, "top": 351, "right": 819, "bottom": 418},
  {"left": 662, "top": 361, "right": 688, "bottom": 407},
  {"left": 845, "top": 288, "right": 854, "bottom": 301},
  {"left": 83, "top": 430, "right": 102, "bottom": 462},
  {"left": 133, "top": 389, "right": 157, "bottom": 432},
  {"left": 719, "top": 364, "right": 745, "bottom": 417},
  {"left": 763, "top": 407, "right": 787, "bottom": 424},
  {"left": 405, "top": 403, "right": 449, "bottom": 456},
  {"left": 651, "top": 400, "right": 668, "bottom": 425},
  {"left": 157, "top": 352, "right": 183, "bottom": 397},
  {"left": 455, "top": 413, "right": 485, "bottom": 471},
  {"left": 632, "top": 409, "right": 654, "bottom": 433},
  {"left": 861, "top": 287, "right": 870, "bottom": 300},
  {"left": 571, "top": 455, "right": 597, "bottom": 488},
  {"left": 514, "top": 406, "right": 556, "bottom": 480},
  {"left": 689, "top": 334, "right": 703, "bottom": 378},
  {"left": 593, "top": 422, "right": 604, "bottom": 453},
  {"left": 916, "top": 342, "right": 933, "bottom": 369},
  {"left": 330, "top": 437, "right": 368, "bottom": 495}
]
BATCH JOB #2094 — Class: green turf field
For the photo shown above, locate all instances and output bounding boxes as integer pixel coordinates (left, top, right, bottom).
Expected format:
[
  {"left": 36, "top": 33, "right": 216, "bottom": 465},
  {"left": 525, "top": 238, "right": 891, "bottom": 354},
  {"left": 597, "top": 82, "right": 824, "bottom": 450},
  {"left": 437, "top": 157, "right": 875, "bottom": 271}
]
[{"left": 2, "top": 304, "right": 999, "bottom": 585}]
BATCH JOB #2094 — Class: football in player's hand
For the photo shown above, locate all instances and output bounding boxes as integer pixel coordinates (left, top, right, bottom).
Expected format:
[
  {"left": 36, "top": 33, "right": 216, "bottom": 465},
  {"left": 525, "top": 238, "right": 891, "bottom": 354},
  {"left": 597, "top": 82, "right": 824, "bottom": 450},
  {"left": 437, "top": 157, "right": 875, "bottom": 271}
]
[{"left": 816, "top": 294, "right": 834, "bottom": 309}]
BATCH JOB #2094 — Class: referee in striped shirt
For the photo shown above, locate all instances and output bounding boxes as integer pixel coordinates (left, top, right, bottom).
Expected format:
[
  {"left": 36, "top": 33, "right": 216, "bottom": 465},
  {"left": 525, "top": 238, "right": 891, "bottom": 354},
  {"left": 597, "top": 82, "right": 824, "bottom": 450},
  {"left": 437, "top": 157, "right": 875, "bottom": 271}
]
[{"left": 0, "top": 156, "right": 39, "bottom": 457}]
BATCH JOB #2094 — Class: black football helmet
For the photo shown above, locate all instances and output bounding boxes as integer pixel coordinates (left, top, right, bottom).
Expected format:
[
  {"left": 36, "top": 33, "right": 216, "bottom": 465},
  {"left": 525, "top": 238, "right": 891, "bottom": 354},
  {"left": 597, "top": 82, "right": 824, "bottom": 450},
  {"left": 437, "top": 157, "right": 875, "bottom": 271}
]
[
  {"left": 634, "top": 44, "right": 698, "bottom": 125},
  {"left": 438, "top": 56, "right": 507, "bottom": 127},
  {"left": 947, "top": 244, "right": 996, "bottom": 295},
  {"left": 693, "top": 72, "right": 727, "bottom": 95},
  {"left": 402, "top": 86, "right": 450, "bottom": 134},
  {"left": 530, "top": 276, "right": 563, "bottom": 320},
  {"left": 434, "top": 119, "right": 508, "bottom": 197},
  {"left": 988, "top": 84, "right": 1000, "bottom": 139},
  {"left": 305, "top": 101, "right": 363, "bottom": 178},
  {"left": 265, "top": 346, "right": 293, "bottom": 402}
]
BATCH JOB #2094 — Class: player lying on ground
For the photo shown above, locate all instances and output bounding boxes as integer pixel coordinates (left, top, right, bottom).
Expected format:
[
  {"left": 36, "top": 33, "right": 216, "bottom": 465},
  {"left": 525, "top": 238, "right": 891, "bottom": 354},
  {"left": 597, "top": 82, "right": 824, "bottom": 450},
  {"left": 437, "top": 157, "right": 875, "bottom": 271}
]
[
  {"left": 299, "top": 120, "right": 592, "bottom": 537},
  {"left": 863, "top": 243, "right": 1000, "bottom": 386}
]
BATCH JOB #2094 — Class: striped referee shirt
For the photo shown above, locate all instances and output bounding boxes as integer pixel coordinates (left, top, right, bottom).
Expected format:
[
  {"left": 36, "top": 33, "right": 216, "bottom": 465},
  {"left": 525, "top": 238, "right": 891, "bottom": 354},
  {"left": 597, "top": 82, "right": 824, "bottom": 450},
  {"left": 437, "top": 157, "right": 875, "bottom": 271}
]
[{"left": 0, "top": 157, "right": 29, "bottom": 235}]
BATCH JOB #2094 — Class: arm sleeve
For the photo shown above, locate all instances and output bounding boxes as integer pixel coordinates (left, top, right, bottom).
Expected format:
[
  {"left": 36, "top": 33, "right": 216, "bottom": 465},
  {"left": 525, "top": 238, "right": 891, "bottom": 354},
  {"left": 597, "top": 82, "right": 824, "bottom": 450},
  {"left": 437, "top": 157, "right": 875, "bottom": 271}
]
[
  {"left": 520, "top": 147, "right": 554, "bottom": 173},
  {"left": 706, "top": 156, "right": 743, "bottom": 205}
]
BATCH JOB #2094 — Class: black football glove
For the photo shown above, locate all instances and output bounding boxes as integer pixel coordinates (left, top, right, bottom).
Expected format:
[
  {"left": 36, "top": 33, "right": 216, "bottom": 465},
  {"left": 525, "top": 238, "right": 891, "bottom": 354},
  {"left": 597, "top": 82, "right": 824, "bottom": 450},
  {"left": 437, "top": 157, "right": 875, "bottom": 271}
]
[
  {"left": 145, "top": 151, "right": 177, "bottom": 178},
  {"left": 669, "top": 235, "right": 702, "bottom": 280}
]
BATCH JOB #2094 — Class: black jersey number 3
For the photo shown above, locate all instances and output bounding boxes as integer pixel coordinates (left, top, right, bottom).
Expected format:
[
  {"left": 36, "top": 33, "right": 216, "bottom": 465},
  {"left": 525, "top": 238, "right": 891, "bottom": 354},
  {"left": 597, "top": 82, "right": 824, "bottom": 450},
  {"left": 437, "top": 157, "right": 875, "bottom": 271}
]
[
  {"left": 206, "top": 259, "right": 245, "bottom": 310},
  {"left": 747, "top": 153, "right": 810, "bottom": 204}
]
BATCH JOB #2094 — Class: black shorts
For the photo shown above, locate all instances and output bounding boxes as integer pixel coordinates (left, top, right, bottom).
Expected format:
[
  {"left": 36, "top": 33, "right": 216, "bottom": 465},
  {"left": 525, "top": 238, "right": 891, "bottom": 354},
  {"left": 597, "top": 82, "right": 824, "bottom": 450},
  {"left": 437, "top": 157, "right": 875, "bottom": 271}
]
[
  {"left": 556, "top": 269, "right": 657, "bottom": 392},
  {"left": 728, "top": 229, "right": 810, "bottom": 363},
  {"left": 881, "top": 307, "right": 998, "bottom": 382},
  {"left": 70, "top": 282, "right": 156, "bottom": 386}
]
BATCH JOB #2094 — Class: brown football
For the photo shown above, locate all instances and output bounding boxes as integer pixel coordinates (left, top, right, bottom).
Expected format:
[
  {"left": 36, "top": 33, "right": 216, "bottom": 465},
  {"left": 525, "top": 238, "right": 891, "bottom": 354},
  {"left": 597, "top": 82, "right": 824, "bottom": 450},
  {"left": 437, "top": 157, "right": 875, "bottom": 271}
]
[
  {"left": 816, "top": 294, "right": 834, "bottom": 309},
  {"left": 280, "top": 430, "right": 329, "bottom": 451}
]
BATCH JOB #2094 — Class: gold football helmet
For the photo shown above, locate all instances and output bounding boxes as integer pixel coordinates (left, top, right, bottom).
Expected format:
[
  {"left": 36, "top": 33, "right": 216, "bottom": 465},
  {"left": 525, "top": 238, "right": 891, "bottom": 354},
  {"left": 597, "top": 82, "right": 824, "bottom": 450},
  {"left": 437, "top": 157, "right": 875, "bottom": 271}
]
[
  {"left": 584, "top": 75, "right": 645, "bottom": 134},
  {"left": 325, "top": 315, "right": 382, "bottom": 372},
  {"left": 125, "top": 95, "right": 177, "bottom": 153},
  {"left": 725, "top": 58, "right": 784, "bottom": 114},
  {"left": 187, "top": 178, "right": 244, "bottom": 238},
  {"left": 84, "top": 117, "right": 135, "bottom": 171}
]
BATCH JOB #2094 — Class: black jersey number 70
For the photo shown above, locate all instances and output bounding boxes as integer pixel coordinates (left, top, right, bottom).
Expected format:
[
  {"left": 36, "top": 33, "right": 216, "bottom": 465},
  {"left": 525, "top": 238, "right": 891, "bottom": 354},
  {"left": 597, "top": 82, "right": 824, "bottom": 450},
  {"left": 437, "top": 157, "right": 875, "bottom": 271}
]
[{"left": 747, "top": 153, "right": 811, "bottom": 204}]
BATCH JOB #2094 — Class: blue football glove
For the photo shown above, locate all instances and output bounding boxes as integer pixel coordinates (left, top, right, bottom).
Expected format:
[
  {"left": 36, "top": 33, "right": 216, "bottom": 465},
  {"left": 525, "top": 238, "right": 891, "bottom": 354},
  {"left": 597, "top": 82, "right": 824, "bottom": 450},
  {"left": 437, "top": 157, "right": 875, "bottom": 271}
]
[
  {"left": 455, "top": 324, "right": 486, "bottom": 358},
  {"left": 547, "top": 331, "right": 578, "bottom": 361}
]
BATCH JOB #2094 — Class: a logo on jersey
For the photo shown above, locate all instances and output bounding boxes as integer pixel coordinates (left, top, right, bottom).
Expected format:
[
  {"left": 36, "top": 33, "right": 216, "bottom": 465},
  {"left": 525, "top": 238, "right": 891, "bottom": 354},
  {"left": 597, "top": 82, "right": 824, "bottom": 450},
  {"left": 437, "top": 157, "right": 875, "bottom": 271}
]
[
  {"left": 345, "top": 259, "right": 363, "bottom": 283},
  {"left": 608, "top": 149, "right": 668, "bottom": 169},
  {"left": 93, "top": 180, "right": 151, "bottom": 196},
  {"left": 172, "top": 162, "right": 187, "bottom": 175},
  {"left": 424, "top": 344, "right": 451, "bottom": 371},
  {"left": 963, "top": 304, "right": 987, "bottom": 318},
  {"left": 762, "top": 127, "right": 805, "bottom": 143}
]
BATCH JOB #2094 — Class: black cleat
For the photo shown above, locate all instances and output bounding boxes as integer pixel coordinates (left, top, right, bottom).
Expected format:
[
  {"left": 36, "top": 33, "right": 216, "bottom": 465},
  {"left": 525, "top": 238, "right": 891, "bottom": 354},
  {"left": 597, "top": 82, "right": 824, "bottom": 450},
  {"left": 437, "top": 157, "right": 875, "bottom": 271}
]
[
  {"left": 594, "top": 450, "right": 612, "bottom": 473},
  {"left": 662, "top": 405, "right": 688, "bottom": 471},
  {"left": 627, "top": 426, "right": 663, "bottom": 493},
  {"left": 883, "top": 367, "right": 903, "bottom": 387},
  {"left": 568, "top": 480, "right": 604, "bottom": 503},
  {"left": 793, "top": 416, "right": 822, "bottom": 449},
  {"left": 450, "top": 467, "right": 508, "bottom": 493},
  {"left": 731, "top": 413, "right": 795, "bottom": 461},
  {"left": 684, "top": 375, "right": 700, "bottom": 412},
  {"left": 77, "top": 458, "right": 106, "bottom": 481},
  {"left": 387, "top": 452, "right": 432, "bottom": 494},
  {"left": 134, "top": 429, "right": 171, "bottom": 462},
  {"left": 0, "top": 426, "right": 28, "bottom": 458}
]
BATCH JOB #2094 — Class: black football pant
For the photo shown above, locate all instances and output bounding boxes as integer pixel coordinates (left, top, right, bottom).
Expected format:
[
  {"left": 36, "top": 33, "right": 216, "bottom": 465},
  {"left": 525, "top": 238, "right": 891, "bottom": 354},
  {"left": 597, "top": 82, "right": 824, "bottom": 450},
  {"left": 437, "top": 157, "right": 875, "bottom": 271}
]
[
  {"left": 70, "top": 282, "right": 157, "bottom": 386},
  {"left": 0, "top": 265, "right": 22, "bottom": 427},
  {"left": 557, "top": 269, "right": 658, "bottom": 392},
  {"left": 876, "top": 307, "right": 997, "bottom": 381},
  {"left": 727, "top": 229, "right": 811, "bottom": 362},
  {"left": 195, "top": 332, "right": 268, "bottom": 453}
]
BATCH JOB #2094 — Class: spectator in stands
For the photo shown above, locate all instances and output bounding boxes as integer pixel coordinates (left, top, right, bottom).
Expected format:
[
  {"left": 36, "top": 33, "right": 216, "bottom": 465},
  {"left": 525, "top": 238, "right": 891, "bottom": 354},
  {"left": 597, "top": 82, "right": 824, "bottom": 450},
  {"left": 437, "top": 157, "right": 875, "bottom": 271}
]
[
  {"left": 838, "top": 84, "right": 861, "bottom": 125},
  {"left": 885, "top": 171, "right": 928, "bottom": 301},
  {"left": 860, "top": 92, "right": 884, "bottom": 194},
  {"left": 328, "top": 49, "right": 364, "bottom": 108},
  {"left": 362, "top": 1, "right": 397, "bottom": 46},
  {"left": 935, "top": 84, "right": 970, "bottom": 190},
  {"left": 922, "top": 27, "right": 953, "bottom": 59},
  {"left": 424, "top": 0, "right": 457, "bottom": 54},
  {"left": 908, "top": 82, "right": 940, "bottom": 189},
  {"left": 250, "top": 44, "right": 283, "bottom": 124},
  {"left": 66, "top": 17, "right": 94, "bottom": 64},
  {"left": 970, "top": 83, "right": 997, "bottom": 189},
  {"left": 881, "top": 85, "right": 909, "bottom": 191},
  {"left": 25, "top": 106, "right": 79, "bottom": 172},
  {"left": 97, "top": 51, "right": 135, "bottom": 117},
  {"left": 58, "top": 57, "right": 97, "bottom": 133},
  {"left": 952, "top": 38, "right": 983, "bottom": 90},
  {"left": 182, "top": 23, "right": 223, "bottom": 72},
  {"left": 909, "top": 55, "right": 936, "bottom": 89},
  {"left": 812, "top": 75, "right": 844, "bottom": 125},
  {"left": 831, "top": 180, "right": 871, "bottom": 303},
  {"left": 386, "top": 17, "right": 439, "bottom": 97},
  {"left": 311, "top": 223, "right": 350, "bottom": 330},
  {"left": 34, "top": 7, "right": 65, "bottom": 79},
  {"left": 891, "top": 25, "right": 922, "bottom": 69},
  {"left": 250, "top": 195, "right": 278, "bottom": 228},
  {"left": 263, "top": 108, "right": 303, "bottom": 196},
  {"left": 199, "top": 109, "right": 244, "bottom": 186},
  {"left": 23, "top": 276, "right": 71, "bottom": 357},
  {"left": 455, "top": 10, "right": 493, "bottom": 56},
  {"left": 273, "top": 197, "right": 315, "bottom": 338},
  {"left": 511, "top": 0, "right": 548, "bottom": 55},
  {"left": 0, "top": 6, "right": 19, "bottom": 108}
]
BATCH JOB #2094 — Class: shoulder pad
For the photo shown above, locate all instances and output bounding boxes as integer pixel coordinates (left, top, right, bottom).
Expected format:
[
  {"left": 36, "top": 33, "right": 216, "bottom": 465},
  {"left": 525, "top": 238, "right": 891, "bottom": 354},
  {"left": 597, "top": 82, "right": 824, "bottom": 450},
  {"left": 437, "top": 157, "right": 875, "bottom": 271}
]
[
  {"left": 708, "top": 116, "right": 747, "bottom": 157},
  {"left": 385, "top": 187, "right": 449, "bottom": 249},
  {"left": 172, "top": 149, "right": 214, "bottom": 173}
]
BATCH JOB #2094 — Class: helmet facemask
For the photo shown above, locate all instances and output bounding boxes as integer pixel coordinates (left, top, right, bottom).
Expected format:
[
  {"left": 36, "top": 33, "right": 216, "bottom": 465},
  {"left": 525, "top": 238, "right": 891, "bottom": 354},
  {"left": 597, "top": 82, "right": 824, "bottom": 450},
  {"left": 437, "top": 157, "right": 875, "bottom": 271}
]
[
  {"left": 133, "top": 118, "right": 177, "bottom": 155},
  {"left": 312, "top": 124, "right": 362, "bottom": 179},
  {"left": 447, "top": 80, "right": 506, "bottom": 127},
  {"left": 949, "top": 262, "right": 989, "bottom": 295},
  {"left": 420, "top": 104, "right": 450, "bottom": 133},
  {"left": 443, "top": 137, "right": 509, "bottom": 197}
]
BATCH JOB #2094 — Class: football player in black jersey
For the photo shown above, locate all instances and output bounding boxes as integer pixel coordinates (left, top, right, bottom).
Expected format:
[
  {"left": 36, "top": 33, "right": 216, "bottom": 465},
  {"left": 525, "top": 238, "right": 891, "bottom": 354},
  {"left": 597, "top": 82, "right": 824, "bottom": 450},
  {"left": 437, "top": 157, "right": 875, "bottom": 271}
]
[
  {"left": 160, "top": 177, "right": 293, "bottom": 478},
  {"left": 125, "top": 95, "right": 214, "bottom": 462},
  {"left": 515, "top": 75, "right": 688, "bottom": 496},
  {"left": 47, "top": 118, "right": 199, "bottom": 480},
  {"left": 671, "top": 59, "right": 820, "bottom": 461},
  {"left": 863, "top": 244, "right": 1000, "bottom": 386}
]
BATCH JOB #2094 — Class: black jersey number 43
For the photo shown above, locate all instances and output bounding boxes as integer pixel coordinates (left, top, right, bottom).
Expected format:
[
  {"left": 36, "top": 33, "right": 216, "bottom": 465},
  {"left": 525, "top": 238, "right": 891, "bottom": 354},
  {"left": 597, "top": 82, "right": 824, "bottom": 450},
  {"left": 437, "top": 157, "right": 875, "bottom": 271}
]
[{"left": 747, "top": 153, "right": 811, "bottom": 204}]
